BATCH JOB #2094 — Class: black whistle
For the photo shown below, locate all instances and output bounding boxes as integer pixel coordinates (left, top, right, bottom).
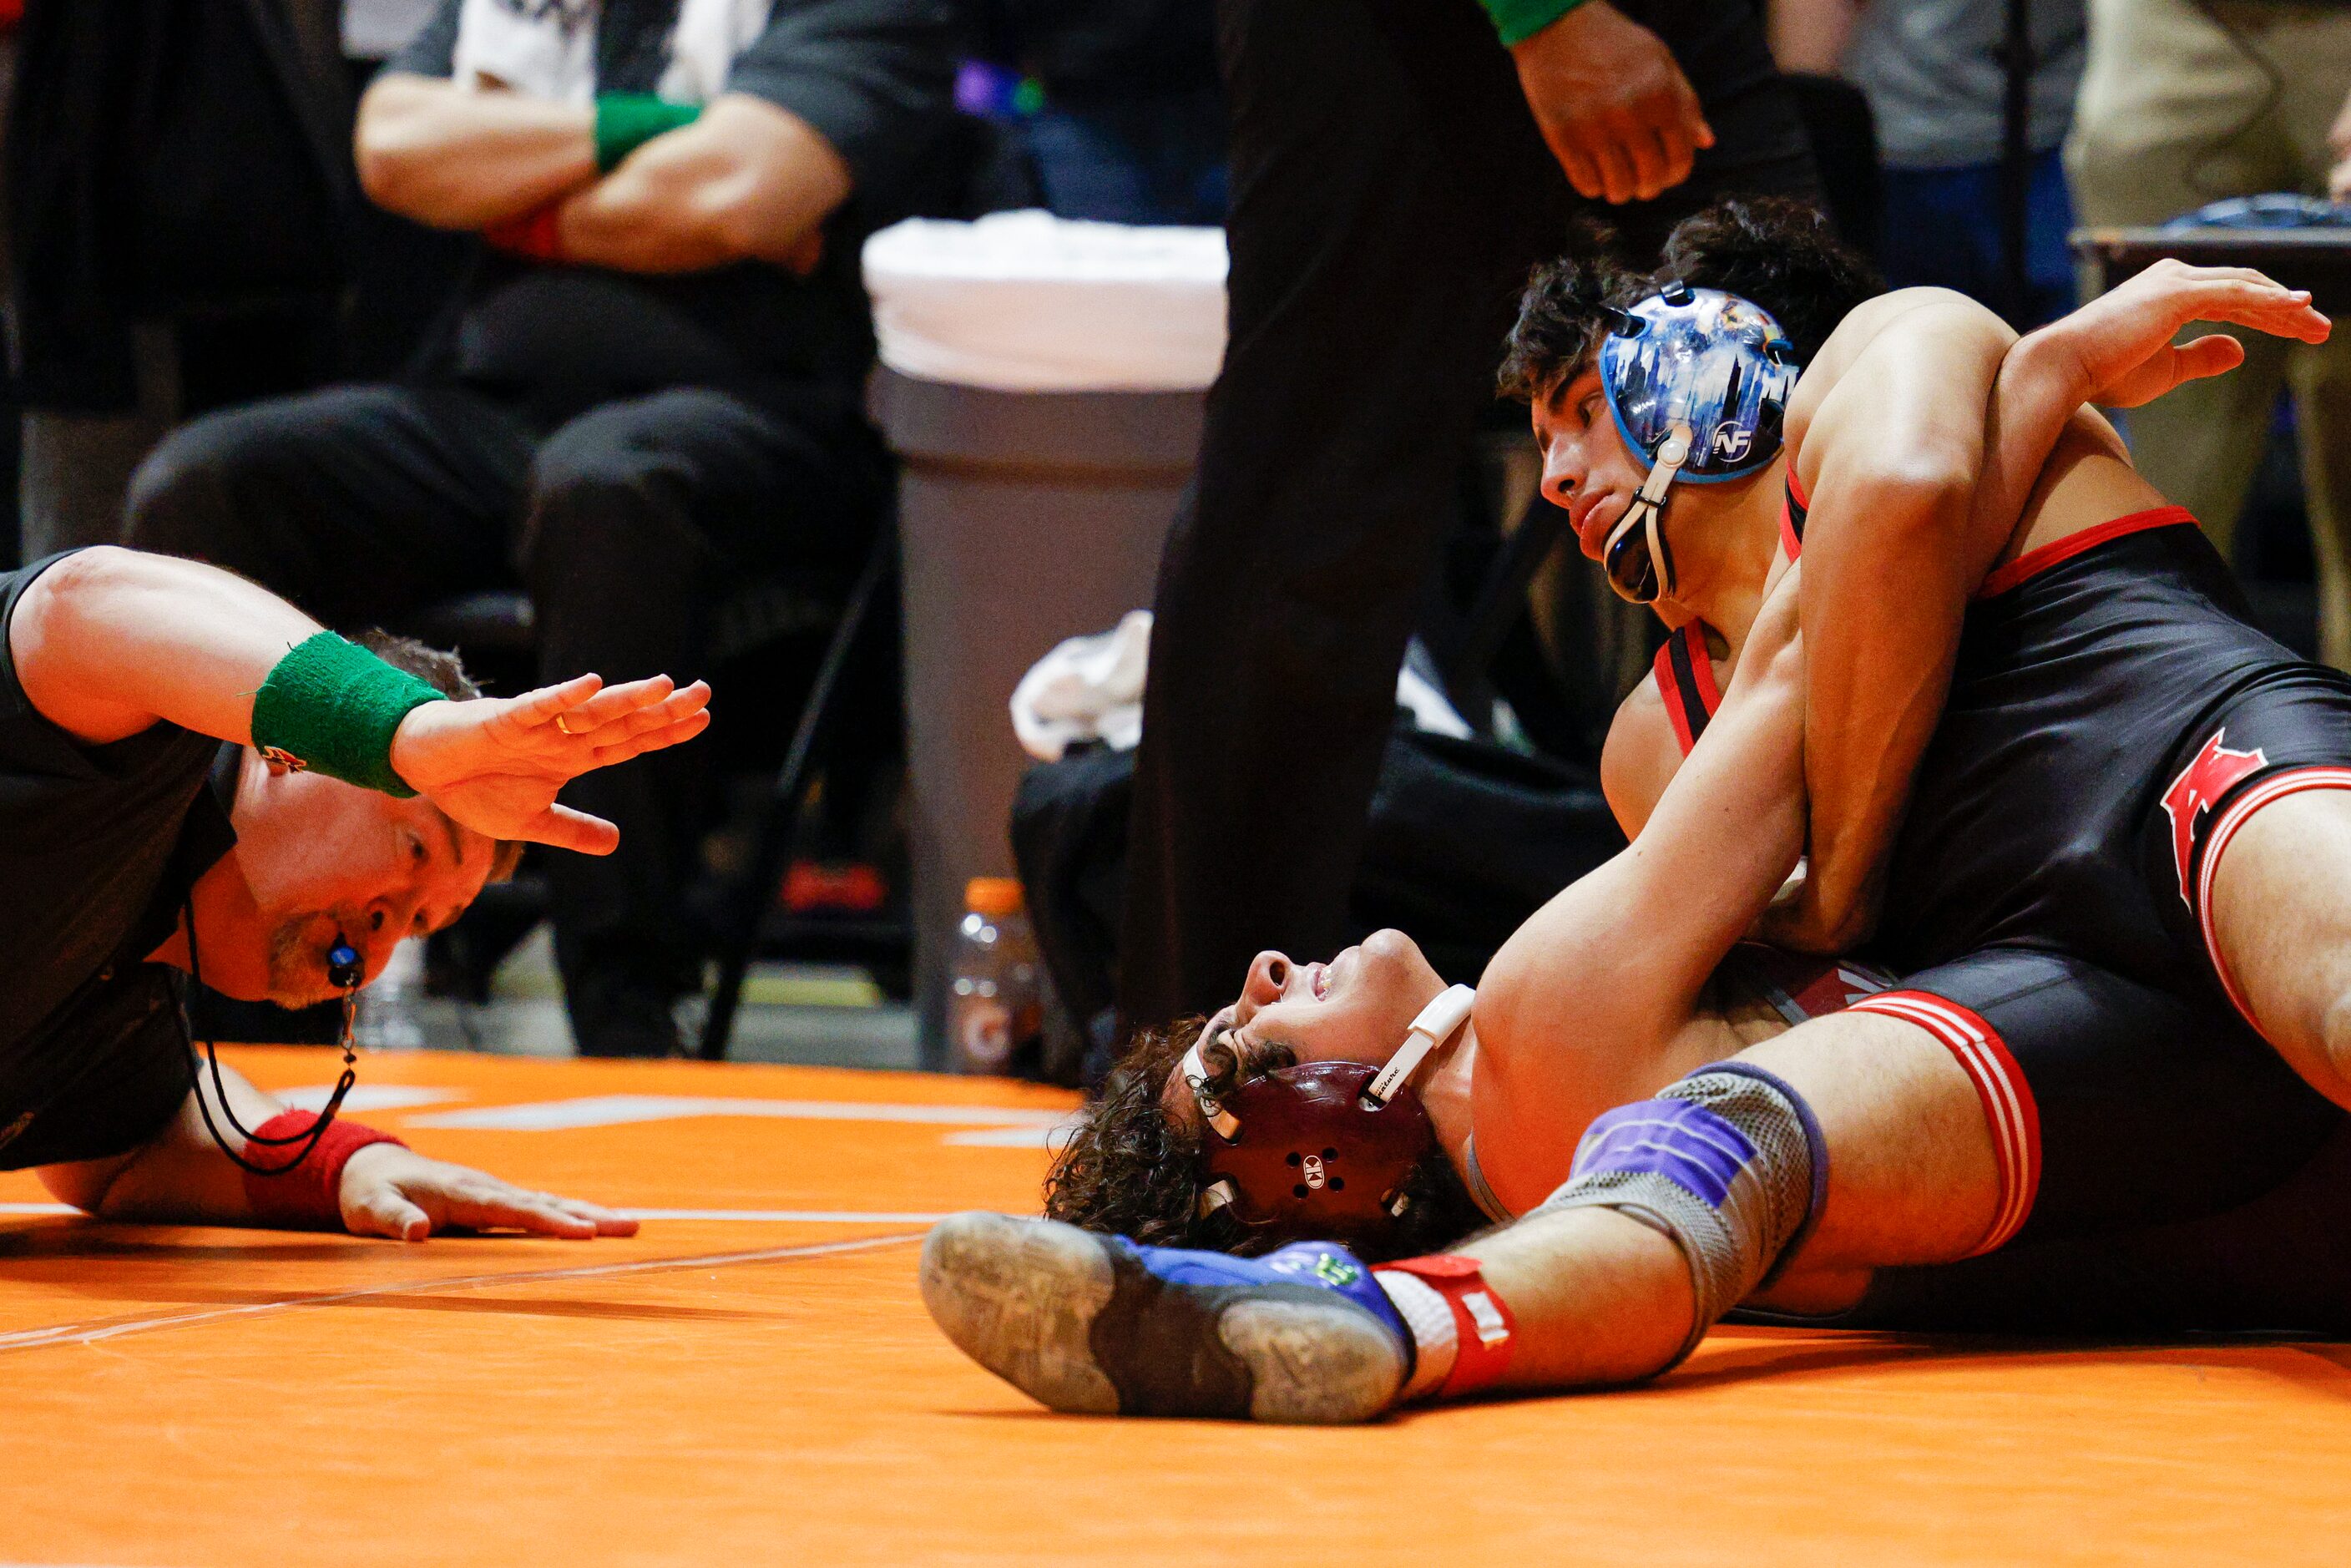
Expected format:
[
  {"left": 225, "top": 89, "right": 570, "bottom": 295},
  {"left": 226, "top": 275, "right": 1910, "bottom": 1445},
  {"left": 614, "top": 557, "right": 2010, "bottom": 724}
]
[{"left": 326, "top": 937, "right": 363, "bottom": 991}]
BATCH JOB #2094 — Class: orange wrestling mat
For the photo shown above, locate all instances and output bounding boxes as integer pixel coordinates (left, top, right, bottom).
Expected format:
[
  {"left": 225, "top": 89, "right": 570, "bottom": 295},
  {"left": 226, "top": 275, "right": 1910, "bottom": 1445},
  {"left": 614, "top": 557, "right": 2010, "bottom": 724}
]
[{"left": 3, "top": 1046, "right": 2348, "bottom": 1565}]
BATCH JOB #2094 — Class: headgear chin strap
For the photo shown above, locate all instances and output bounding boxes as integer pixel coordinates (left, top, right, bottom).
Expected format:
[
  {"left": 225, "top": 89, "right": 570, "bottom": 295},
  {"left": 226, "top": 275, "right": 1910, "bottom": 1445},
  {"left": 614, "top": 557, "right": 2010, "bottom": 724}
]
[
  {"left": 1182, "top": 984, "right": 1476, "bottom": 1249},
  {"left": 1601, "top": 423, "right": 1692, "bottom": 604}
]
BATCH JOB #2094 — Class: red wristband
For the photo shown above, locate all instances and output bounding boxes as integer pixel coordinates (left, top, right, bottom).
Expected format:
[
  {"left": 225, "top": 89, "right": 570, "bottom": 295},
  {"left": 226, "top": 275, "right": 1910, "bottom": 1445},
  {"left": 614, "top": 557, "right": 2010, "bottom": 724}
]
[
  {"left": 1377, "top": 1254, "right": 1518, "bottom": 1397},
  {"left": 240, "top": 1110, "right": 406, "bottom": 1231},
  {"left": 483, "top": 203, "right": 565, "bottom": 262}
]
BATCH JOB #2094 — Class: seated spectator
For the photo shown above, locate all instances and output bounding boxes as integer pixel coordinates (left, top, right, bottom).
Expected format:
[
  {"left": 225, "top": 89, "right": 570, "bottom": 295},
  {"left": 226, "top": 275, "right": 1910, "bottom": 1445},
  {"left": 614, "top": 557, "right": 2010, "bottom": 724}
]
[
  {"left": 1772, "top": 0, "right": 2086, "bottom": 326},
  {"left": 125, "top": 0, "right": 954, "bottom": 1056}
]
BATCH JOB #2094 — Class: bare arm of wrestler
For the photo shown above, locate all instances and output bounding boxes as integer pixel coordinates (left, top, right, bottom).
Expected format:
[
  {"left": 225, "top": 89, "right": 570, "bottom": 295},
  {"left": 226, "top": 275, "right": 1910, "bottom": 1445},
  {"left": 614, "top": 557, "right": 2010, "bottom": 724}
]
[
  {"left": 8, "top": 546, "right": 711, "bottom": 854},
  {"left": 356, "top": 76, "right": 846, "bottom": 273},
  {"left": 1772, "top": 266, "right": 2331, "bottom": 951},
  {"left": 1765, "top": 288, "right": 2019, "bottom": 951},
  {"left": 1469, "top": 574, "right": 1813, "bottom": 1213},
  {"left": 36, "top": 1060, "right": 635, "bottom": 1240},
  {"left": 1595, "top": 291, "right": 2024, "bottom": 851}
]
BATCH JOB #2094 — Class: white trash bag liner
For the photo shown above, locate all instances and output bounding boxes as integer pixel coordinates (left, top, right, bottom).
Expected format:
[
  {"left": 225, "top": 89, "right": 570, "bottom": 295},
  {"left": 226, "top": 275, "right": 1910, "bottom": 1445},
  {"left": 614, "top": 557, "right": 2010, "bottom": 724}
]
[{"left": 862, "top": 210, "right": 1227, "bottom": 393}]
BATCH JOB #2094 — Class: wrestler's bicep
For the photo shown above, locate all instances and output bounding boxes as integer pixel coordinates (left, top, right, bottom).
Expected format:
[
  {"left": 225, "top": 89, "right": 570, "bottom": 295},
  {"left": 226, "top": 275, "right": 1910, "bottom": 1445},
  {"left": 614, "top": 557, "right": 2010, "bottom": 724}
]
[
  {"left": 1783, "top": 286, "right": 1986, "bottom": 455},
  {"left": 1602, "top": 680, "right": 1684, "bottom": 837},
  {"left": 1794, "top": 301, "right": 2014, "bottom": 510}
]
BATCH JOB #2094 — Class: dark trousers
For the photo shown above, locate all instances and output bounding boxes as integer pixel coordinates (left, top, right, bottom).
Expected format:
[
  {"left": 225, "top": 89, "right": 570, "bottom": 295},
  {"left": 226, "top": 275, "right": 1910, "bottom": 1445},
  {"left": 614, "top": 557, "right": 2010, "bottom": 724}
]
[
  {"left": 124, "top": 380, "right": 888, "bottom": 1045},
  {"left": 1116, "top": 0, "right": 1820, "bottom": 1028}
]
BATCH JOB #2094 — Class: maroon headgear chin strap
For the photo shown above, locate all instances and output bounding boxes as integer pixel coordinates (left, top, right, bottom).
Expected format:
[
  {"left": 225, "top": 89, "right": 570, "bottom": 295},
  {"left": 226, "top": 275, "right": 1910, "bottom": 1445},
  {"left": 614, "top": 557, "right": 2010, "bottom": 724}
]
[{"left": 1181, "top": 984, "right": 1477, "bottom": 1248}]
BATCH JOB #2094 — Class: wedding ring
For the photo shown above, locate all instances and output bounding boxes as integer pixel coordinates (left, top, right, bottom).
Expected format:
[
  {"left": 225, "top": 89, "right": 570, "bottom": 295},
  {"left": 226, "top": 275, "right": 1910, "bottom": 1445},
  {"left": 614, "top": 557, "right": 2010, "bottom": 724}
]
[{"left": 555, "top": 714, "right": 575, "bottom": 736}]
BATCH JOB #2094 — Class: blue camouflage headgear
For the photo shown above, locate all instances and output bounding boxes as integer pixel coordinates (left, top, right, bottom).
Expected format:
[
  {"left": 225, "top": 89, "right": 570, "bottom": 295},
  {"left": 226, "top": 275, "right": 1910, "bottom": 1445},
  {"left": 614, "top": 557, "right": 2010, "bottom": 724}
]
[{"left": 1592, "top": 282, "right": 1800, "bottom": 602}]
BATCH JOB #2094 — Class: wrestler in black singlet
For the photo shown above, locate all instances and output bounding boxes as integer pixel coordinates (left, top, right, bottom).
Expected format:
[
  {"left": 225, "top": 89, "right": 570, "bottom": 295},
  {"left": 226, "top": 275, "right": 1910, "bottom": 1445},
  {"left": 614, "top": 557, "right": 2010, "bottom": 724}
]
[
  {"left": 1659, "top": 476, "right": 2351, "bottom": 1330},
  {"left": 1768, "top": 474, "right": 2351, "bottom": 1021}
]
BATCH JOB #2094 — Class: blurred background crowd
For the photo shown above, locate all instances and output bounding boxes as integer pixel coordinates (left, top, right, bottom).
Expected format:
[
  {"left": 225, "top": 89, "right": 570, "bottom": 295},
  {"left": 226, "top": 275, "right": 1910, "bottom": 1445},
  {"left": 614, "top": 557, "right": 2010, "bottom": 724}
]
[{"left": 1, "top": 0, "right": 2345, "bottom": 1081}]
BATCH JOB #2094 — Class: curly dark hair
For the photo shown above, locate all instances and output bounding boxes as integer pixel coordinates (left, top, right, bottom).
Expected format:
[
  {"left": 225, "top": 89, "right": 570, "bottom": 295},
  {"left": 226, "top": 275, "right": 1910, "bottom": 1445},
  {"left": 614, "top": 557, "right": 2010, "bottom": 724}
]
[
  {"left": 1497, "top": 197, "right": 1885, "bottom": 406},
  {"left": 1041, "top": 1017, "right": 1486, "bottom": 1262}
]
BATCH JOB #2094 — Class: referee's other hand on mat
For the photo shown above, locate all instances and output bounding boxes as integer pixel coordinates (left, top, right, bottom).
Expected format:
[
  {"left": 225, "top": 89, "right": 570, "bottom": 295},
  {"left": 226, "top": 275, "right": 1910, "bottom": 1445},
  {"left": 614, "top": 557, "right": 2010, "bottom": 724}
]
[
  {"left": 1509, "top": 0, "right": 1714, "bottom": 206},
  {"left": 389, "top": 672, "right": 713, "bottom": 856},
  {"left": 337, "top": 1142, "right": 641, "bottom": 1242}
]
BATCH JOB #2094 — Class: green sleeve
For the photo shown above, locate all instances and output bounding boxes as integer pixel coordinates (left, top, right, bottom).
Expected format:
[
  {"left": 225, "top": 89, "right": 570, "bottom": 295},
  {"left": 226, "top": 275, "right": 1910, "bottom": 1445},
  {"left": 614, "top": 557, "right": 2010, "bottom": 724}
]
[{"left": 1481, "top": 0, "right": 1591, "bottom": 48}]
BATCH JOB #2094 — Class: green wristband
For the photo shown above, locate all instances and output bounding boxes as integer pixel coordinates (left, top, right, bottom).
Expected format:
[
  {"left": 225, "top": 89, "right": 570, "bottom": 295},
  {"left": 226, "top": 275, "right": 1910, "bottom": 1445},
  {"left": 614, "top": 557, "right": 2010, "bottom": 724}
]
[
  {"left": 250, "top": 633, "right": 446, "bottom": 798},
  {"left": 594, "top": 94, "right": 702, "bottom": 173},
  {"left": 1483, "top": 0, "right": 1591, "bottom": 47}
]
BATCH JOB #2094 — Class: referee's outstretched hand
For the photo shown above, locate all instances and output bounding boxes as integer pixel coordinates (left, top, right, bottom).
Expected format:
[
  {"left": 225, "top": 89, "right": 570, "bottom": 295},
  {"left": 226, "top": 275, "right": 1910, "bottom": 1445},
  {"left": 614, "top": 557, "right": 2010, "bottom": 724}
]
[
  {"left": 387, "top": 672, "right": 713, "bottom": 855},
  {"left": 1509, "top": 0, "right": 1713, "bottom": 207},
  {"left": 338, "top": 1142, "right": 640, "bottom": 1242},
  {"left": 2040, "top": 258, "right": 2333, "bottom": 410}
]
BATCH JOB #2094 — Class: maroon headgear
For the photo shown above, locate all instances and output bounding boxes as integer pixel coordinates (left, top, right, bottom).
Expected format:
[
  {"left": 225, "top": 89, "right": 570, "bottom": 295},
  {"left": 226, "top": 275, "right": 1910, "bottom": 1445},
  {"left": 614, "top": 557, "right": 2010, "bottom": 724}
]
[{"left": 1181, "top": 984, "right": 1476, "bottom": 1250}]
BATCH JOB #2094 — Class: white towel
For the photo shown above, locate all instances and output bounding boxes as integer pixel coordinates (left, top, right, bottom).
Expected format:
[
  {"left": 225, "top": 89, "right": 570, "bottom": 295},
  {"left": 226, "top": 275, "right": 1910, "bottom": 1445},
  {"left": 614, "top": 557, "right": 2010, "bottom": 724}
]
[
  {"left": 1009, "top": 614, "right": 1487, "bottom": 762},
  {"left": 1010, "top": 611, "right": 1154, "bottom": 762},
  {"left": 452, "top": 0, "right": 771, "bottom": 107}
]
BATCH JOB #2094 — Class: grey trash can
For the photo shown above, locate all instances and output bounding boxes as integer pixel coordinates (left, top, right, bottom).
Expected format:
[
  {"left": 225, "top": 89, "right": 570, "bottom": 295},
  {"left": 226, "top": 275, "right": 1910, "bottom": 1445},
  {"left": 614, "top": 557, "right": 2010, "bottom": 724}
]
[{"left": 874, "top": 371, "right": 1203, "bottom": 1066}]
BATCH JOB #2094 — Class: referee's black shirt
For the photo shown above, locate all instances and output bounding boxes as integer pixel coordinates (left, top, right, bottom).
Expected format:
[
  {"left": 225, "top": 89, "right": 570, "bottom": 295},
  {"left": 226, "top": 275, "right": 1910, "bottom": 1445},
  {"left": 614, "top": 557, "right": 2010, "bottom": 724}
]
[{"left": 0, "top": 556, "right": 235, "bottom": 1171}]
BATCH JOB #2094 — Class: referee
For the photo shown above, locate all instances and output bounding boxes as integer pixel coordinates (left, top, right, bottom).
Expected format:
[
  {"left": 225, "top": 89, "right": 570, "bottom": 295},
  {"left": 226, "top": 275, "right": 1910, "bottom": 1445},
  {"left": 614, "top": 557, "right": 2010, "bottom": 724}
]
[
  {"left": 0, "top": 546, "right": 706, "bottom": 1238},
  {"left": 1118, "top": 0, "right": 1823, "bottom": 1029}
]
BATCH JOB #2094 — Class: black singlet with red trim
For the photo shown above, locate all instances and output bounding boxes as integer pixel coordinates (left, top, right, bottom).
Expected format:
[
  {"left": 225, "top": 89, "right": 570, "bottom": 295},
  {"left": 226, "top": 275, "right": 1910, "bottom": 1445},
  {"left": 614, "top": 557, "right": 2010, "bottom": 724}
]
[
  {"left": 1651, "top": 625, "right": 1721, "bottom": 753},
  {"left": 1656, "top": 480, "right": 2351, "bottom": 1016},
  {"left": 1871, "top": 511, "right": 2351, "bottom": 1015},
  {"left": 1650, "top": 472, "right": 1802, "bottom": 755},
  {"left": 1678, "top": 478, "right": 2351, "bottom": 1327}
]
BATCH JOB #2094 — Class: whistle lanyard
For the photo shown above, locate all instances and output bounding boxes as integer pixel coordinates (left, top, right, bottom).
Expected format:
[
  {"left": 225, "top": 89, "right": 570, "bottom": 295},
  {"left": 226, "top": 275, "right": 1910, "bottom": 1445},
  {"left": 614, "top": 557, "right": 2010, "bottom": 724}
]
[{"left": 182, "top": 895, "right": 363, "bottom": 1176}]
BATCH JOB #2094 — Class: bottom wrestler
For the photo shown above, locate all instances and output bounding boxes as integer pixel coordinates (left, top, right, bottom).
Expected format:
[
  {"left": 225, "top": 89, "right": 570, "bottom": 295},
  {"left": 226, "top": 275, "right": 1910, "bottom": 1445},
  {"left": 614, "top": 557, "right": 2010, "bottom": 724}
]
[
  {"left": 2, "top": 545, "right": 710, "bottom": 1238},
  {"left": 918, "top": 1026, "right": 2351, "bottom": 1424},
  {"left": 918, "top": 579, "right": 2347, "bottom": 1419}
]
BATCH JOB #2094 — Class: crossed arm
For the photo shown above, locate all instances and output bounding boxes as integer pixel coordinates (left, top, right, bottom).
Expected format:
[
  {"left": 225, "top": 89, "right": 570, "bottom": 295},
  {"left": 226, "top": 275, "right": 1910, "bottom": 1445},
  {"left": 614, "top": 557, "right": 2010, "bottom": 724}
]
[{"left": 356, "top": 75, "right": 848, "bottom": 274}]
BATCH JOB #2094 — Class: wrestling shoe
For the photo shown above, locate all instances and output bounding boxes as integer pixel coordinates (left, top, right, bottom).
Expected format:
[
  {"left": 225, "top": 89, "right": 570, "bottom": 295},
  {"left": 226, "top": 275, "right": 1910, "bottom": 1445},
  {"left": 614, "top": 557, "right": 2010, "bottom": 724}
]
[{"left": 919, "top": 1211, "right": 1409, "bottom": 1424}]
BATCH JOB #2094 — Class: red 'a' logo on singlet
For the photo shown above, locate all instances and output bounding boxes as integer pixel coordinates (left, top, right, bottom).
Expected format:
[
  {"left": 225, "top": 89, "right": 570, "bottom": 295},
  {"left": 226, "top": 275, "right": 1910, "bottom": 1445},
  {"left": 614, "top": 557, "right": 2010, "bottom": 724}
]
[{"left": 2161, "top": 729, "right": 2268, "bottom": 908}]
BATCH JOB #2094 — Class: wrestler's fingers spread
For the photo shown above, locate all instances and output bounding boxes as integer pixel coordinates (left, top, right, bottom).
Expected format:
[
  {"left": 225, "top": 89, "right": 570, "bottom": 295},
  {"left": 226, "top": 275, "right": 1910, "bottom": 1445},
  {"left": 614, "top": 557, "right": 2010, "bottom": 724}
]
[
  {"left": 2186, "top": 263, "right": 2272, "bottom": 282},
  {"left": 2182, "top": 278, "right": 2298, "bottom": 315},
  {"left": 2175, "top": 334, "right": 2248, "bottom": 378}
]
